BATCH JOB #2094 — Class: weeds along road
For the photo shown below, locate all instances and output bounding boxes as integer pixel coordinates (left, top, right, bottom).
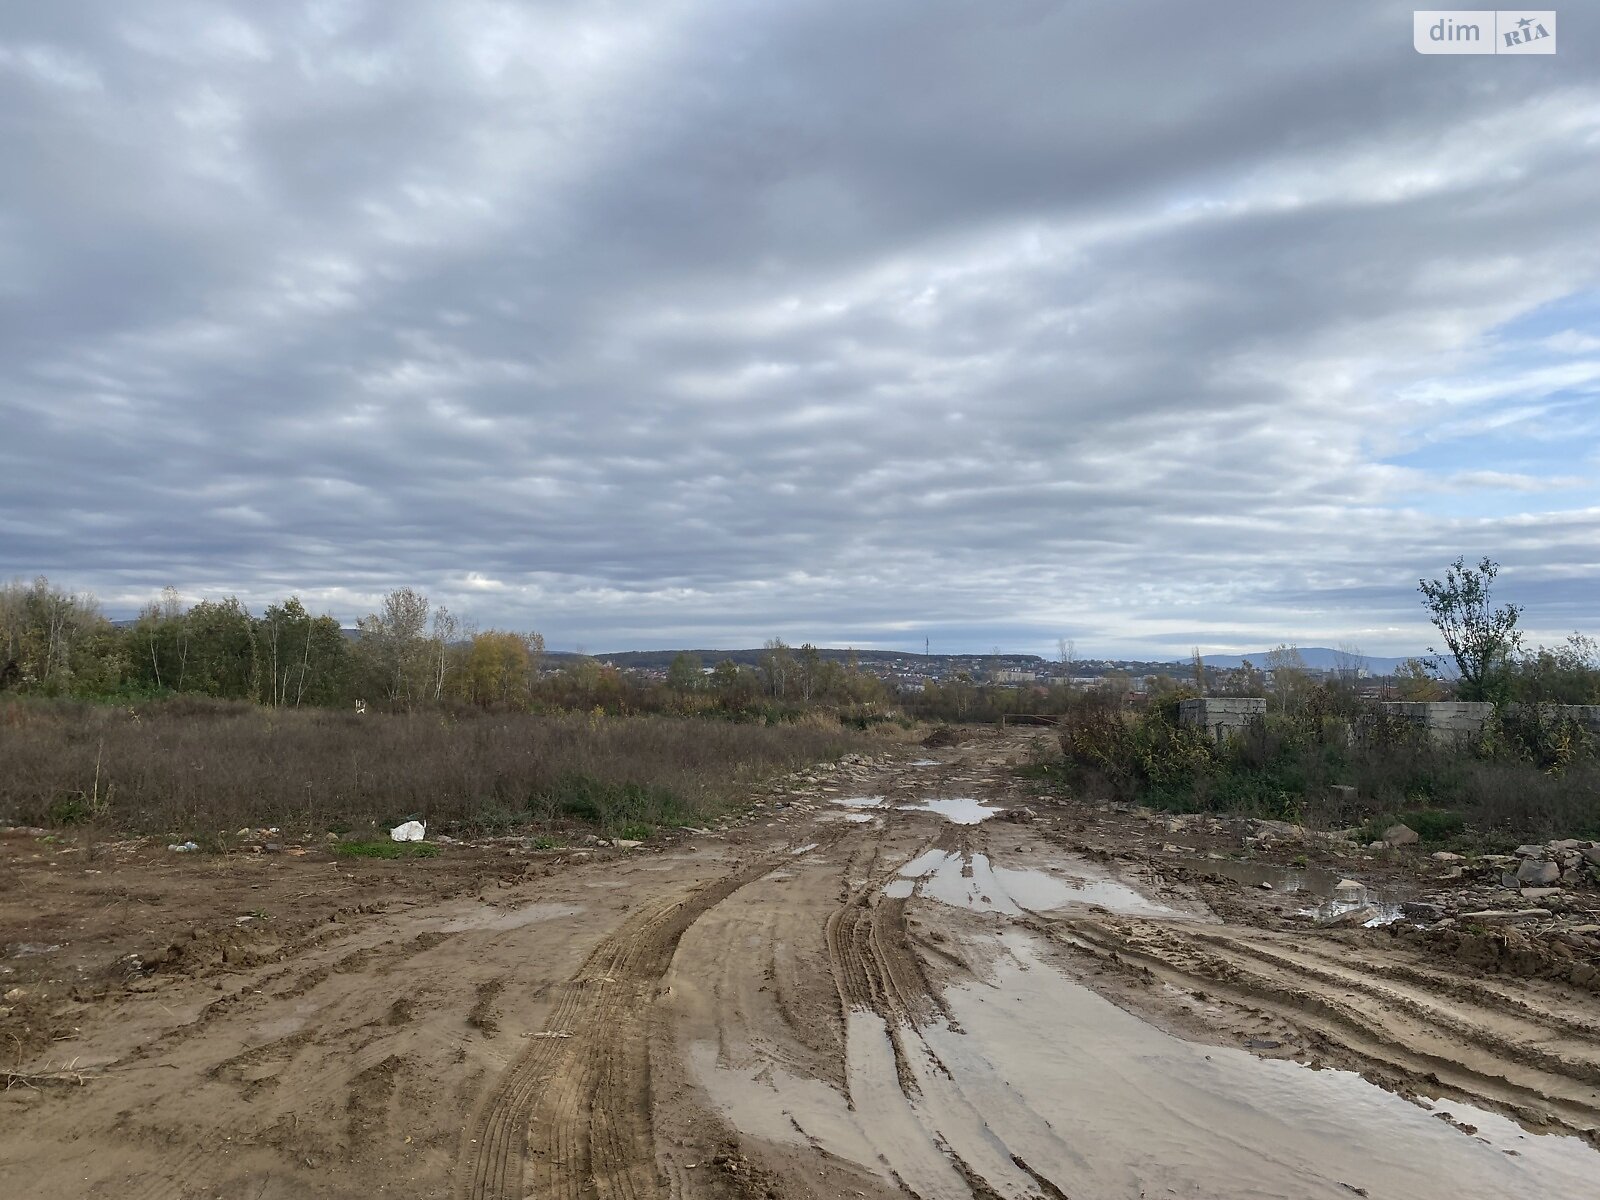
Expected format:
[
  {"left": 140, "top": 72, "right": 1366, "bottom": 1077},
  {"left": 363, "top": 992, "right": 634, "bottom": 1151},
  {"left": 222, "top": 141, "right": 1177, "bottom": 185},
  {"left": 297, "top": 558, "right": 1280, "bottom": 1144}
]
[{"left": 3, "top": 730, "right": 1599, "bottom": 1198}]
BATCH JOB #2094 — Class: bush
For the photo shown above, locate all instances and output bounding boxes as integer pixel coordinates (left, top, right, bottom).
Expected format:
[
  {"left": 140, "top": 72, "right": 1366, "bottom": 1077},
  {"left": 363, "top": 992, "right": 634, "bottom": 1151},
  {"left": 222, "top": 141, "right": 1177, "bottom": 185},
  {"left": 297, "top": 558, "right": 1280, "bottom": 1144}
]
[
  {"left": 1355, "top": 810, "right": 1466, "bottom": 845},
  {"left": 1056, "top": 697, "right": 1600, "bottom": 840}
]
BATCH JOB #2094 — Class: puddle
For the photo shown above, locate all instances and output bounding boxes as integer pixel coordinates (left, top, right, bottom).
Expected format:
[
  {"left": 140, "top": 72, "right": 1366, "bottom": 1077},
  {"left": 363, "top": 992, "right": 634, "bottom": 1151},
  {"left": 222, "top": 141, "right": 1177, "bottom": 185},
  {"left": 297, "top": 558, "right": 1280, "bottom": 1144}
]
[
  {"left": 691, "top": 932, "right": 1600, "bottom": 1198},
  {"left": 894, "top": 849, "right": 1187, "bottom": 919},
  {"left": 1186, "top": 857, "right": 1413, "bottom": 925},
  {"left": 789, "top": 843, "right": 819, "bottom": 855},
  {"left": 897, "top": 796, "right": 999, "bottom": 824},
  {"left": 829, "top": 795, "right": 887, "bottom": 810},
  {"left": 907, "top": 759, "right": 941, "bottom": 767},
  {"left": 437, "top": 901, "right": 585, "bottom": 932}
]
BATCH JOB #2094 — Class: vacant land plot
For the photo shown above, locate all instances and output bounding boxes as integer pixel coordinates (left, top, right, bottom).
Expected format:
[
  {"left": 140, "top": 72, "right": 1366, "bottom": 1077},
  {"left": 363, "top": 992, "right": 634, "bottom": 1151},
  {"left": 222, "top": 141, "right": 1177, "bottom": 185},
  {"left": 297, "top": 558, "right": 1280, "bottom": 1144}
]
[
  {"left": 3, "top": 729, "right": 1597, "bottom": 1198},
  {"left": 0, "top": 699, "right": 869, "bottom": 835}
]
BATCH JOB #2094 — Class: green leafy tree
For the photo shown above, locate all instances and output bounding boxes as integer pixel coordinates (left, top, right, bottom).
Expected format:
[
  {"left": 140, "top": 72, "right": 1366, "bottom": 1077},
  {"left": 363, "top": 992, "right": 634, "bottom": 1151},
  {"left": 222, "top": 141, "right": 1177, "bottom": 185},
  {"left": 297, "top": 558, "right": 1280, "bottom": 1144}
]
[
  {"left": 184, "top": 597, "right": 258, "bottom": 698},
  {"left": 667, "top": 652, "right": 704, "bottom": 692},
  {"left": 1419, "top": 557, "right": 1521, "bottom": 702},
  {"left": 131, "top": 586, "right": 190, "bottom": 692},
  {"left": 0, "top": 576, "right": 117, "bottom": 693},
  {"left": 257, "top": 597, "right": 350, "bottom": 706},
  {"left": 1514, "top": 633, "right": 1600, "bottom": 705}
]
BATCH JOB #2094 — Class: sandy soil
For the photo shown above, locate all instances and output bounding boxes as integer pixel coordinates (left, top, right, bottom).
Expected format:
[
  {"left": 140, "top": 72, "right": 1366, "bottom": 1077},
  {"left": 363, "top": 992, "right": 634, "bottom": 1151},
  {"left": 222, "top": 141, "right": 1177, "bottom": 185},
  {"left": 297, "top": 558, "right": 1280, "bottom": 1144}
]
[{"left": 3, "top": 730, "right": 1598, "bottom": 1198}]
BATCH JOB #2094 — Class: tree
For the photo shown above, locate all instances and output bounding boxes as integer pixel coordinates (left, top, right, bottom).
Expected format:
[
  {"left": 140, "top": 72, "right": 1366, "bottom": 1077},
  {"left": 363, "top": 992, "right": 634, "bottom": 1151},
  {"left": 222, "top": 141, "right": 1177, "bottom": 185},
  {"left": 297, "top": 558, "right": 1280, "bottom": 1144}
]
[
  {"left": 462, "top": 630, "right": 540, "bottom": 706},
  {"left": 1514, "top": 633, "right": 1600, "bottom": 705},
  {"left": 429, "top": 605, "right": 460, "bottom": 702},
  {"left": 1331, "top": 642, "right": 1365, "bottom": 686},
  {"left": 183, "top": 597, "right": 258, "bottom": 698},
  {"left": 133, "top": 586, "right": 190, "bottom": 692},
  {"left": 353, "top": 587, "right": 432, "bottom": 706},
  {"left": 710, "top": 659, "right": 759, "bottom": 707},
  {"left": 1264, "top": 644, "right": 1309, "bottom": 713},
  {"left": 257, "top": 597, "right": 349, "bottom": 707},
  {"left": 1418, "top": 557, "right": 1521, "bottom": 702},
  {"left": 1057, "top": 638, "right": 1077, "bottom": 714},
  {"left": 796, "top": 643, "right": 823, "bottom": 702},
  {"left": 667, "top": 652, "right": 704, "bottom": 692},
  {"left": 759, "top": 638, "right": 794, "bottom": 699},
  {"left": 259, "top": 597, "right": 311, "bottom": 706},
  {"left": 0, "top": 576, "right": 121, "bottom": 694},
  {"left": 1393, "top": 657, "right": 1445, "bottom": 701}
]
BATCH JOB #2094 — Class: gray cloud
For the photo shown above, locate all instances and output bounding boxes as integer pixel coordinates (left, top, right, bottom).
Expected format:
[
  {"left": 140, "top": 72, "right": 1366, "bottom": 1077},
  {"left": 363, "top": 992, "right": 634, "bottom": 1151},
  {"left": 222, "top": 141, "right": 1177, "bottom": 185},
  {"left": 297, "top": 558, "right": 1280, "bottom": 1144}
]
[{"left": 3, "top": 1, "right": 1599, "bottom": 656}]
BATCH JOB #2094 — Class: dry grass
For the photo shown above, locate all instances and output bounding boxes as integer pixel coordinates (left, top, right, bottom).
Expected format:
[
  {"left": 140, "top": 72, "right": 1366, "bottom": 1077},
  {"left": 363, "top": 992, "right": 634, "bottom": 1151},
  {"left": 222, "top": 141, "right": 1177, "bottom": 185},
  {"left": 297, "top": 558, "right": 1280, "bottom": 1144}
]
[{"left": 0, "top": 697, "right": 868, "bottom": 837}]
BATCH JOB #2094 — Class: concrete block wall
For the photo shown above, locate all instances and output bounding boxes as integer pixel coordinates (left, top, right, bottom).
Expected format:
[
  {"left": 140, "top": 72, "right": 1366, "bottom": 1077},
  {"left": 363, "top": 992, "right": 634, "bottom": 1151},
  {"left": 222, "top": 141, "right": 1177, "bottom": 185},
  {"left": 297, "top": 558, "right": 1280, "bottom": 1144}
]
[
  {"left": 1177, "top": 697, "right": 1266, "bottom": 742},
  {"left": 1527, "top": 704, "right": 1600, "bottom": 735},
  {"left": 1379, "top": 701, "right": 1497, "bottom": 743},
  {"left": 1178, "top": 699, "right": 1600, "bottom": 746},
  {"left": 1375, "top": 702, "right": 1600, "bottom": 743}
]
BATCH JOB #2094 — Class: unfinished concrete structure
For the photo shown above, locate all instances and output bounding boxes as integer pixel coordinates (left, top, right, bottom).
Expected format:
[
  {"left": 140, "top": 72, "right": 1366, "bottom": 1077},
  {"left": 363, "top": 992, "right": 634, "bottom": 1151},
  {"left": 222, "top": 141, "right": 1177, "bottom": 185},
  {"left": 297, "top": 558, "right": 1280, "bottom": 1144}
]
[
  {"left": 1378, "top": 701, "right": 1600, "bottom": 743},
  {"left": 1177, "top": 697, "right": 1266, "bottom": 742},
  {"left": 1172, "top": 699, "right": 1600, "bottom": 746},
  {"left": 1378, "top": 701, "right": 1496, "bottom": 744}
]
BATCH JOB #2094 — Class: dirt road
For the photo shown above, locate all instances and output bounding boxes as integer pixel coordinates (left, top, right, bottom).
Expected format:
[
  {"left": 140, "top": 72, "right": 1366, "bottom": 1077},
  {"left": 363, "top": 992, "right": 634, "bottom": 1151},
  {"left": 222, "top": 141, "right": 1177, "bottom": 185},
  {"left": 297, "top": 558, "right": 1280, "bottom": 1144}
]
[{"left": 4, "top": 731, "right": 1598, "bottom": 1198}]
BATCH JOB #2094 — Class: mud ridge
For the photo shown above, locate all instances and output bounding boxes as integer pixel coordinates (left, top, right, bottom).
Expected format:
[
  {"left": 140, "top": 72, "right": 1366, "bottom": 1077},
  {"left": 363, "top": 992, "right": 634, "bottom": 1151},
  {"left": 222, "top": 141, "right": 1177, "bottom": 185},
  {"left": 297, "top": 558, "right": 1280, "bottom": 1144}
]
[
  {"left": 1051, "top": 916, "right": 1600, "bottom": 1141},
  {"left": 454, "top": 854, "right": 795, "bottom": 1200}
]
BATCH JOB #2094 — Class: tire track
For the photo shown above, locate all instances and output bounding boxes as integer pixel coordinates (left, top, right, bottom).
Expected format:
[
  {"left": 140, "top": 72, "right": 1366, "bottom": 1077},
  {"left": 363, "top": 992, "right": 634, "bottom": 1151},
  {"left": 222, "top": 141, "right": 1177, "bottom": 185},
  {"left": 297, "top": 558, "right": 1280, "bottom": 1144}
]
[
  {"left": 1053, "top": 917, "right": 1600, "bottom": 1137},
  {"left": 454, "top": 854, "right": 793, "bottom": 1200}
]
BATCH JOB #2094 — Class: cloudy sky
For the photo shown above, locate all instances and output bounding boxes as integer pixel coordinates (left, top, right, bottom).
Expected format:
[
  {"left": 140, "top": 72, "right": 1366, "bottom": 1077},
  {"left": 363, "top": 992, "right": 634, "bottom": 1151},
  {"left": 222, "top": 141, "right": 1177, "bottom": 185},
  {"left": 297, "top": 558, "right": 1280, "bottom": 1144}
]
[{"left": 2, "top": 2, "right": 1597, "bottom": 658}]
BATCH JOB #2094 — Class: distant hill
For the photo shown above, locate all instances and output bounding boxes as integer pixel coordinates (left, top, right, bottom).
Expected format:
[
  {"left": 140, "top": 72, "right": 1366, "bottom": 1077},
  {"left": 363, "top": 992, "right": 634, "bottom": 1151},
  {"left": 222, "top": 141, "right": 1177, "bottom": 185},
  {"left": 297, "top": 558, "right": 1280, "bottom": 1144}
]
[{"left": 1187, "top": 648, "right": 1417, "bottom": 674}]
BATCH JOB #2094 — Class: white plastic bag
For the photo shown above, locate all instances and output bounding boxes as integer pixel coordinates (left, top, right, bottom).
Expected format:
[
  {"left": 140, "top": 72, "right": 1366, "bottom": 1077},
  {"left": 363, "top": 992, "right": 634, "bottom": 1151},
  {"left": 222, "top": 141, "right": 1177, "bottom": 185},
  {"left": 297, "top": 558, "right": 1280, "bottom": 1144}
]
[{"left": 390, "top": 820, "right": 426, "bottom": 843}]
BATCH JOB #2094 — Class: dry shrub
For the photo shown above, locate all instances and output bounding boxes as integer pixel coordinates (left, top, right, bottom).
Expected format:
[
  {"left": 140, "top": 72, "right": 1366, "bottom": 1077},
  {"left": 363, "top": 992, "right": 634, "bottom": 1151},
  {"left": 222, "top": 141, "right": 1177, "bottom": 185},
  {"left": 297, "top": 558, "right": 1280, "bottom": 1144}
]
[{"left": 0, "top": 698, "right": 867, "bottom": 836}]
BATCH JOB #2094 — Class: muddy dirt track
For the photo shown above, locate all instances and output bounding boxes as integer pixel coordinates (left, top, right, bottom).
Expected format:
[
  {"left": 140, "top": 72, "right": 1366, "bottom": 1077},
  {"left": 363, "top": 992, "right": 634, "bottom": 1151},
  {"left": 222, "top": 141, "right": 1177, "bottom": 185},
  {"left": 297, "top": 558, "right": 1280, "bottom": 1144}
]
[{"left": 3, "top": 731, "right": 1599, "bottom": 1198}]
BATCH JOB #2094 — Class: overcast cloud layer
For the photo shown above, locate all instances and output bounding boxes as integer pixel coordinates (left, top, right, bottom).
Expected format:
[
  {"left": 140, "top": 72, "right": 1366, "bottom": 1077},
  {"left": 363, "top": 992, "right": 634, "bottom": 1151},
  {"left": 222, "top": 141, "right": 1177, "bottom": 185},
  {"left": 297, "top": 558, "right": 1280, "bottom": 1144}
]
[{"left": 2, "top": 1, "right": 1598, "bottom": 657}]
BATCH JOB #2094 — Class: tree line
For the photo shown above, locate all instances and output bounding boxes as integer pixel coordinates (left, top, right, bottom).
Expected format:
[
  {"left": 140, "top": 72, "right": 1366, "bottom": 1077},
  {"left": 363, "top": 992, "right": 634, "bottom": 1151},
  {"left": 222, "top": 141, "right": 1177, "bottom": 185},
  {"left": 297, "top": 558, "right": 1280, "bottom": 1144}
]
[
  {"left": 5, "top": 557, "right": 1591, "bottom": 719},
  {"left": 0, "top": 577, "right": 546, "bottom": 710},
  {"left": 0, "top": 579, "right": 897, "bottom": 718}
]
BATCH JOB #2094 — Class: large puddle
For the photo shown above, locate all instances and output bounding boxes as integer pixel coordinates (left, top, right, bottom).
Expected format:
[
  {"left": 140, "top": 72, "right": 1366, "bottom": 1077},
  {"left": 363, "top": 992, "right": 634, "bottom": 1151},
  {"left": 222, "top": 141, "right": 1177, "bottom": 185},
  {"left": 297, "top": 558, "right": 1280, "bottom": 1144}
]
[
  {"left": 892, "top": 849, "right": 1186, "bottom": 919},
  {"left": 690, "top": 934, "right": 1599, "bottom": 1198},
  {"left": 898, "top": 796, "right": 1000, "bottom": 823},
  {"left": 826, "top": 794, "right": 1002, "bottom": 824}
]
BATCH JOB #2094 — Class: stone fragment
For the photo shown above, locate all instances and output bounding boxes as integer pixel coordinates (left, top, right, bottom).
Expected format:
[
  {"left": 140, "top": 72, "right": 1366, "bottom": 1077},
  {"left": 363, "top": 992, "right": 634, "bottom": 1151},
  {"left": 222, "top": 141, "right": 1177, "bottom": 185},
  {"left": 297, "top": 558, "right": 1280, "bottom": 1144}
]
[
  {"left": 1516, "top": 859, "right": 1560, "bottom": 886},
  {"left": 1383, "top": 823, "right": 1419, "bottom": 847},
  {"left": 1320, "top": 905, "right": 1380, "bottom": 928},
  {"left": 1459, "top": 908, "right": 1550, "bottom": 923}
]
